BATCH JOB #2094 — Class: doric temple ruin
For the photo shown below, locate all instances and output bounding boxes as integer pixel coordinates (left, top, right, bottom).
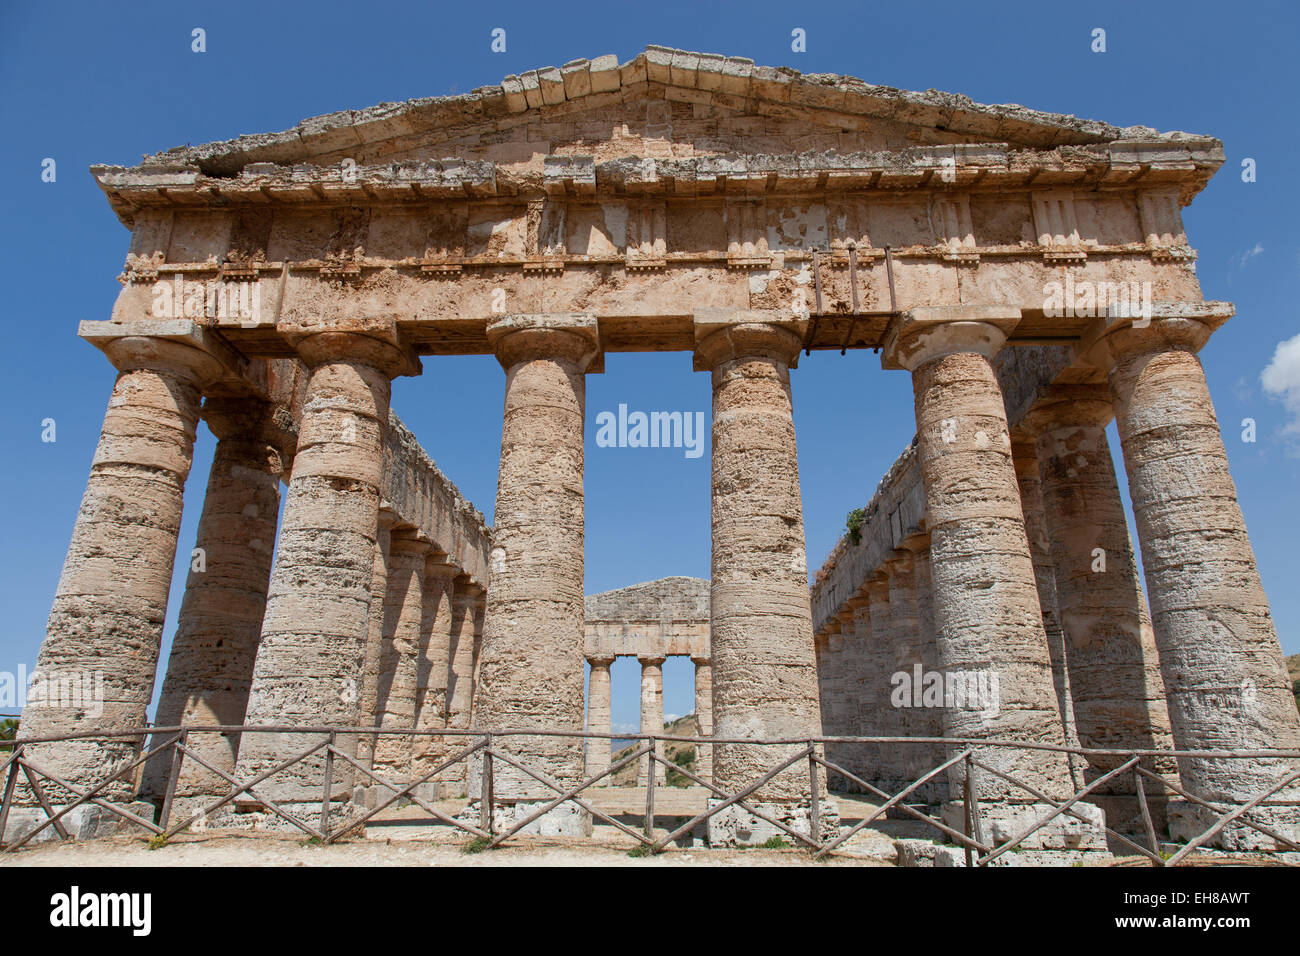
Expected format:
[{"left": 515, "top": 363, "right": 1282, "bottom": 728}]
[{"left": 13, "top": 46, "right": 1300, "bottom": 855}]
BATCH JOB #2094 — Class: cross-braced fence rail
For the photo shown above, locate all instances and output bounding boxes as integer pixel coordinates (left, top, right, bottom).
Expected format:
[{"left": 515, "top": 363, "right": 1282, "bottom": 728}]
[{"left": 1, "top": 726, "right": 1298, "bottom": 864}]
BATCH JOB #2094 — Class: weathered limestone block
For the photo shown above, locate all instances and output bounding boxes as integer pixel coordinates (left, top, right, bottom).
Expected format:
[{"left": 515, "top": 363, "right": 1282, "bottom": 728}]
[
  {"left": 638, "top": 656, "right": 667, "bottom": 786},
  {"left": 1087, "top": 313, "right": 1300, "bottom": 846},
  {"left": 472, "top": 314, "right": 599, "bottom": 830},
  {"left": 1024, "top": 388, "right": 1176, "bottom": 831},
  {"left": 883, "top": 306, "right": 1077, "bottom": 803},
  {"left": 21, "top": 335, "right": 222, "bottom": 802},
  {"left": 370, "top": 529, "right": 432, "bottom": 776},
  {"left": 695, "top": 311, "right": 825, "bottom": 839},
  {"left": 585, "top": 657, "right": 613, "bottom": 782},
  {"left": 142, "top": 397, "right": 292, "bottom": 803},
  {"left": 692, "top": 656, "right": 713, "bottom": 784},
  {"left": 234, "top": 329, "right": 418, "bottom": 809}
]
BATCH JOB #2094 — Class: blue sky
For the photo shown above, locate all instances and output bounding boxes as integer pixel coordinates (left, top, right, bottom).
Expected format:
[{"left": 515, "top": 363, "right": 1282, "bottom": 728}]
[{"left": 1, "top": 0, "right": 1297, "bottom": 733}]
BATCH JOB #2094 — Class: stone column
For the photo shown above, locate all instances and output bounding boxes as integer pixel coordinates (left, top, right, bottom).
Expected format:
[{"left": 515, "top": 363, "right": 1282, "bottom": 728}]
[
  {"left": 883, "top": 307, "right": 1090, "bottom": 837},
  {"left": 638, "top": 656, "right": 667, "bottom": 786},
  {"left": 142, "top": 397, "right": 292, "bottom": 804},
  {"left": 1086, "top": 311, "right": 1300, "bottom": 847},
  {"left": 884, "top": 554, "right": 927, "bottom": 788},
  {"left": 692, "top": 656, "right": 713, "bottom": 785},
  {"left": 1025, "top": 387, "right": 1176, "bottom": 831},
  {"left": 370, "top": 528, "right": 432, "bottom": 777},
  {"left": 863, "top": 575, "right": 898, "bottom": 793},
  {"left": 823, "top": 629, "right": 846, "bottom": 787},
  {"left": 412, "top": 555, "right": 458, "bottom": 784},
  {"left": 234, "top": 330, "right": 418, "bottom": 814},
  {"left": 903, "top": 542, "right": 950, "bottom": 803},
  {"left": 472, "top": 314, "right": 599, "bottom": 834},
  {"left": 20, "top": 328, "right": 234, "bottom": 804},
  {"left": 1010, "top": 436, "right": 1084, "bottom": 790},
  {"left": 441, "top": 577, "right": 483, "bottom": 792},
  {"left": 585, "top": 657, "right": 614, "bottom": 783},
  {"left": 357, "top": 509, "right": 396, "bottom": 769},
  {"left": 695, "top": 310, "right": 827, "bottom": 843},
  {"left": 846, "top": 598, "right": 875, "bottom": 791}
]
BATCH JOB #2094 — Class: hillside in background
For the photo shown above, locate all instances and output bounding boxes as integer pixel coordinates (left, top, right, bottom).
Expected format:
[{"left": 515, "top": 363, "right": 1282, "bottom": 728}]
[{"left": 609, "top": 714, "right": 699, "bottom": 787}]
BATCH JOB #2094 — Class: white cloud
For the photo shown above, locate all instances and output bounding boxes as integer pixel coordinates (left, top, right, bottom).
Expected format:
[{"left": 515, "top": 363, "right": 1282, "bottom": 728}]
[
  {"left": 1261, "top": 332, "right": 1300, "bottom": 449},
  {"left": 1232, "top": 243, "right": 1265, "bottom": 270}
]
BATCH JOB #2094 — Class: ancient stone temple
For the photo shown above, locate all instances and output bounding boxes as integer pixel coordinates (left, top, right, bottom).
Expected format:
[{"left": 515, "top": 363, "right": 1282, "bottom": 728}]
[{"left": 17, "top": 46, "right": 1300, "bottom": 851}]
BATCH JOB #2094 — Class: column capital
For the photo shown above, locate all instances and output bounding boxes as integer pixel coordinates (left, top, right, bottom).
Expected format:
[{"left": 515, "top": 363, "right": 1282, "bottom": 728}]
[
  {"left": 287, "top": 328, "right": 421, "bottom": 378},
  {"left": 637, "top": 654, "right": 667, "bottom": 667},
  {"left": 690, "top": 655, "right": 712, "bottom": 666},
  {"left": 1019, "top": 385, "right": 1115, "bottom": 433},
  {"left": 864, "top": 574, "right": 890, "bottom": 601},
  {"left": 425, "top": 550, "right": 461, "bottom": 578},
  {"left": 453, "top": 574, "right": 485, "bottom": 599},
  {"left": 587, "top": 655, "right": 615, "bottom": 668},
  {"left": 201, "top": 395, "right": 297, "bottom": 458},
  {"left": 844, "top": 595, "right": 869, "bottom": 611},
  {"left": 692, "top": 309, "right": 806, "bottom": 372},
  {"left": 80, "top": 319, "right": 262, "bottom": 393},
  {"left": 486, "top": 312, "right": 602, "bottom": 373},
  {"left": 884, "top": 550, "right": 915, "bottom": 576},
  {"left": 1078, "top": 301, "right": 1233, "bottom": 372},
  {"left": 880, "top": 305, "right": 1021, "bottom": 371},
  {"left": 388, "top": 527, "right": 433, "bottom": 556}
]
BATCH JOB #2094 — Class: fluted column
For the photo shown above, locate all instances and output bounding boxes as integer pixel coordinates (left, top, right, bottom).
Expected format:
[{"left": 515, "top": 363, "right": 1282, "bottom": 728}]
[
  {"left": 695, "top": 311, "right": 824, "bottom": 837},
  {"left": 472, "top": 314, "right": 599, "bottom": 829},
  {"left": 1025, "top": 387, "right": 1176, "bottom": 829},
  {"left": 823, "top": 629, "right": 847, "bottom": 787},
  {"left": 413, "top": 555, "right": 458, "bottom": 781},
  {"left": 692, "top": 656, "right": 713, "bottom": 784},
  {"left": 847, "top": 598, "right": 875, "bottom": 790},
  {"left": 235, "top": 330, "right": 418, "bottom": 809},
  {"left": 1009, "top": 437, "right": 1079, "bottom": 766},
  {"left": 441, "top": 577, "right": 483, "bottom": 791},
  {"left": 21, "top": 330, "right": 233, "bottom": 802},
  {"left": 863, "top": 575, "right": 898, "bottom": 792},
  {"left": 638, "top": 656, "right": 667, "bottom": 786},
  {"left": 357, "top": 509, "right": 396, "bottom": 769},
  {"left": 143, "top": 397, "right": 293, "bottom": 802},
  {"left": 371, "top": 529, "right": 432, "bottom": 776},
  {"left": 585, "top": 657, "right": 614, "bottom": 782},
  {"left": 1086, "top": 310, "right": 1300, "bottom": 845},
  {"left": 883, "top": 307, "right": 1077, "bottom": 806}
]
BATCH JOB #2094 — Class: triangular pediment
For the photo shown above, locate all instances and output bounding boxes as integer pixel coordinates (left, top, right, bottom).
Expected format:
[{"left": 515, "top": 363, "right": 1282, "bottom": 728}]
[{"left": 127, "top": 46, "right": 1211, "bottom": 178}]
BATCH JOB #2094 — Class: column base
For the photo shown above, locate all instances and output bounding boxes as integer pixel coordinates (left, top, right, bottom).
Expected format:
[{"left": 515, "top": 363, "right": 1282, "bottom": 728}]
[
  {"left": 706, "top": 798, "right": 841, "bottom": 847},
  {"left": 458, "top": 799, "right": 592, "bottom": 838},
  {"left": 939, "top": 800, "right": 1108, "bottom": 852},
  {"left": 1167, "top": 800, "right": 1300, "bottom": 853},
  {"left": 2, "top": 800, "right": 156, "bottom": 846}
]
